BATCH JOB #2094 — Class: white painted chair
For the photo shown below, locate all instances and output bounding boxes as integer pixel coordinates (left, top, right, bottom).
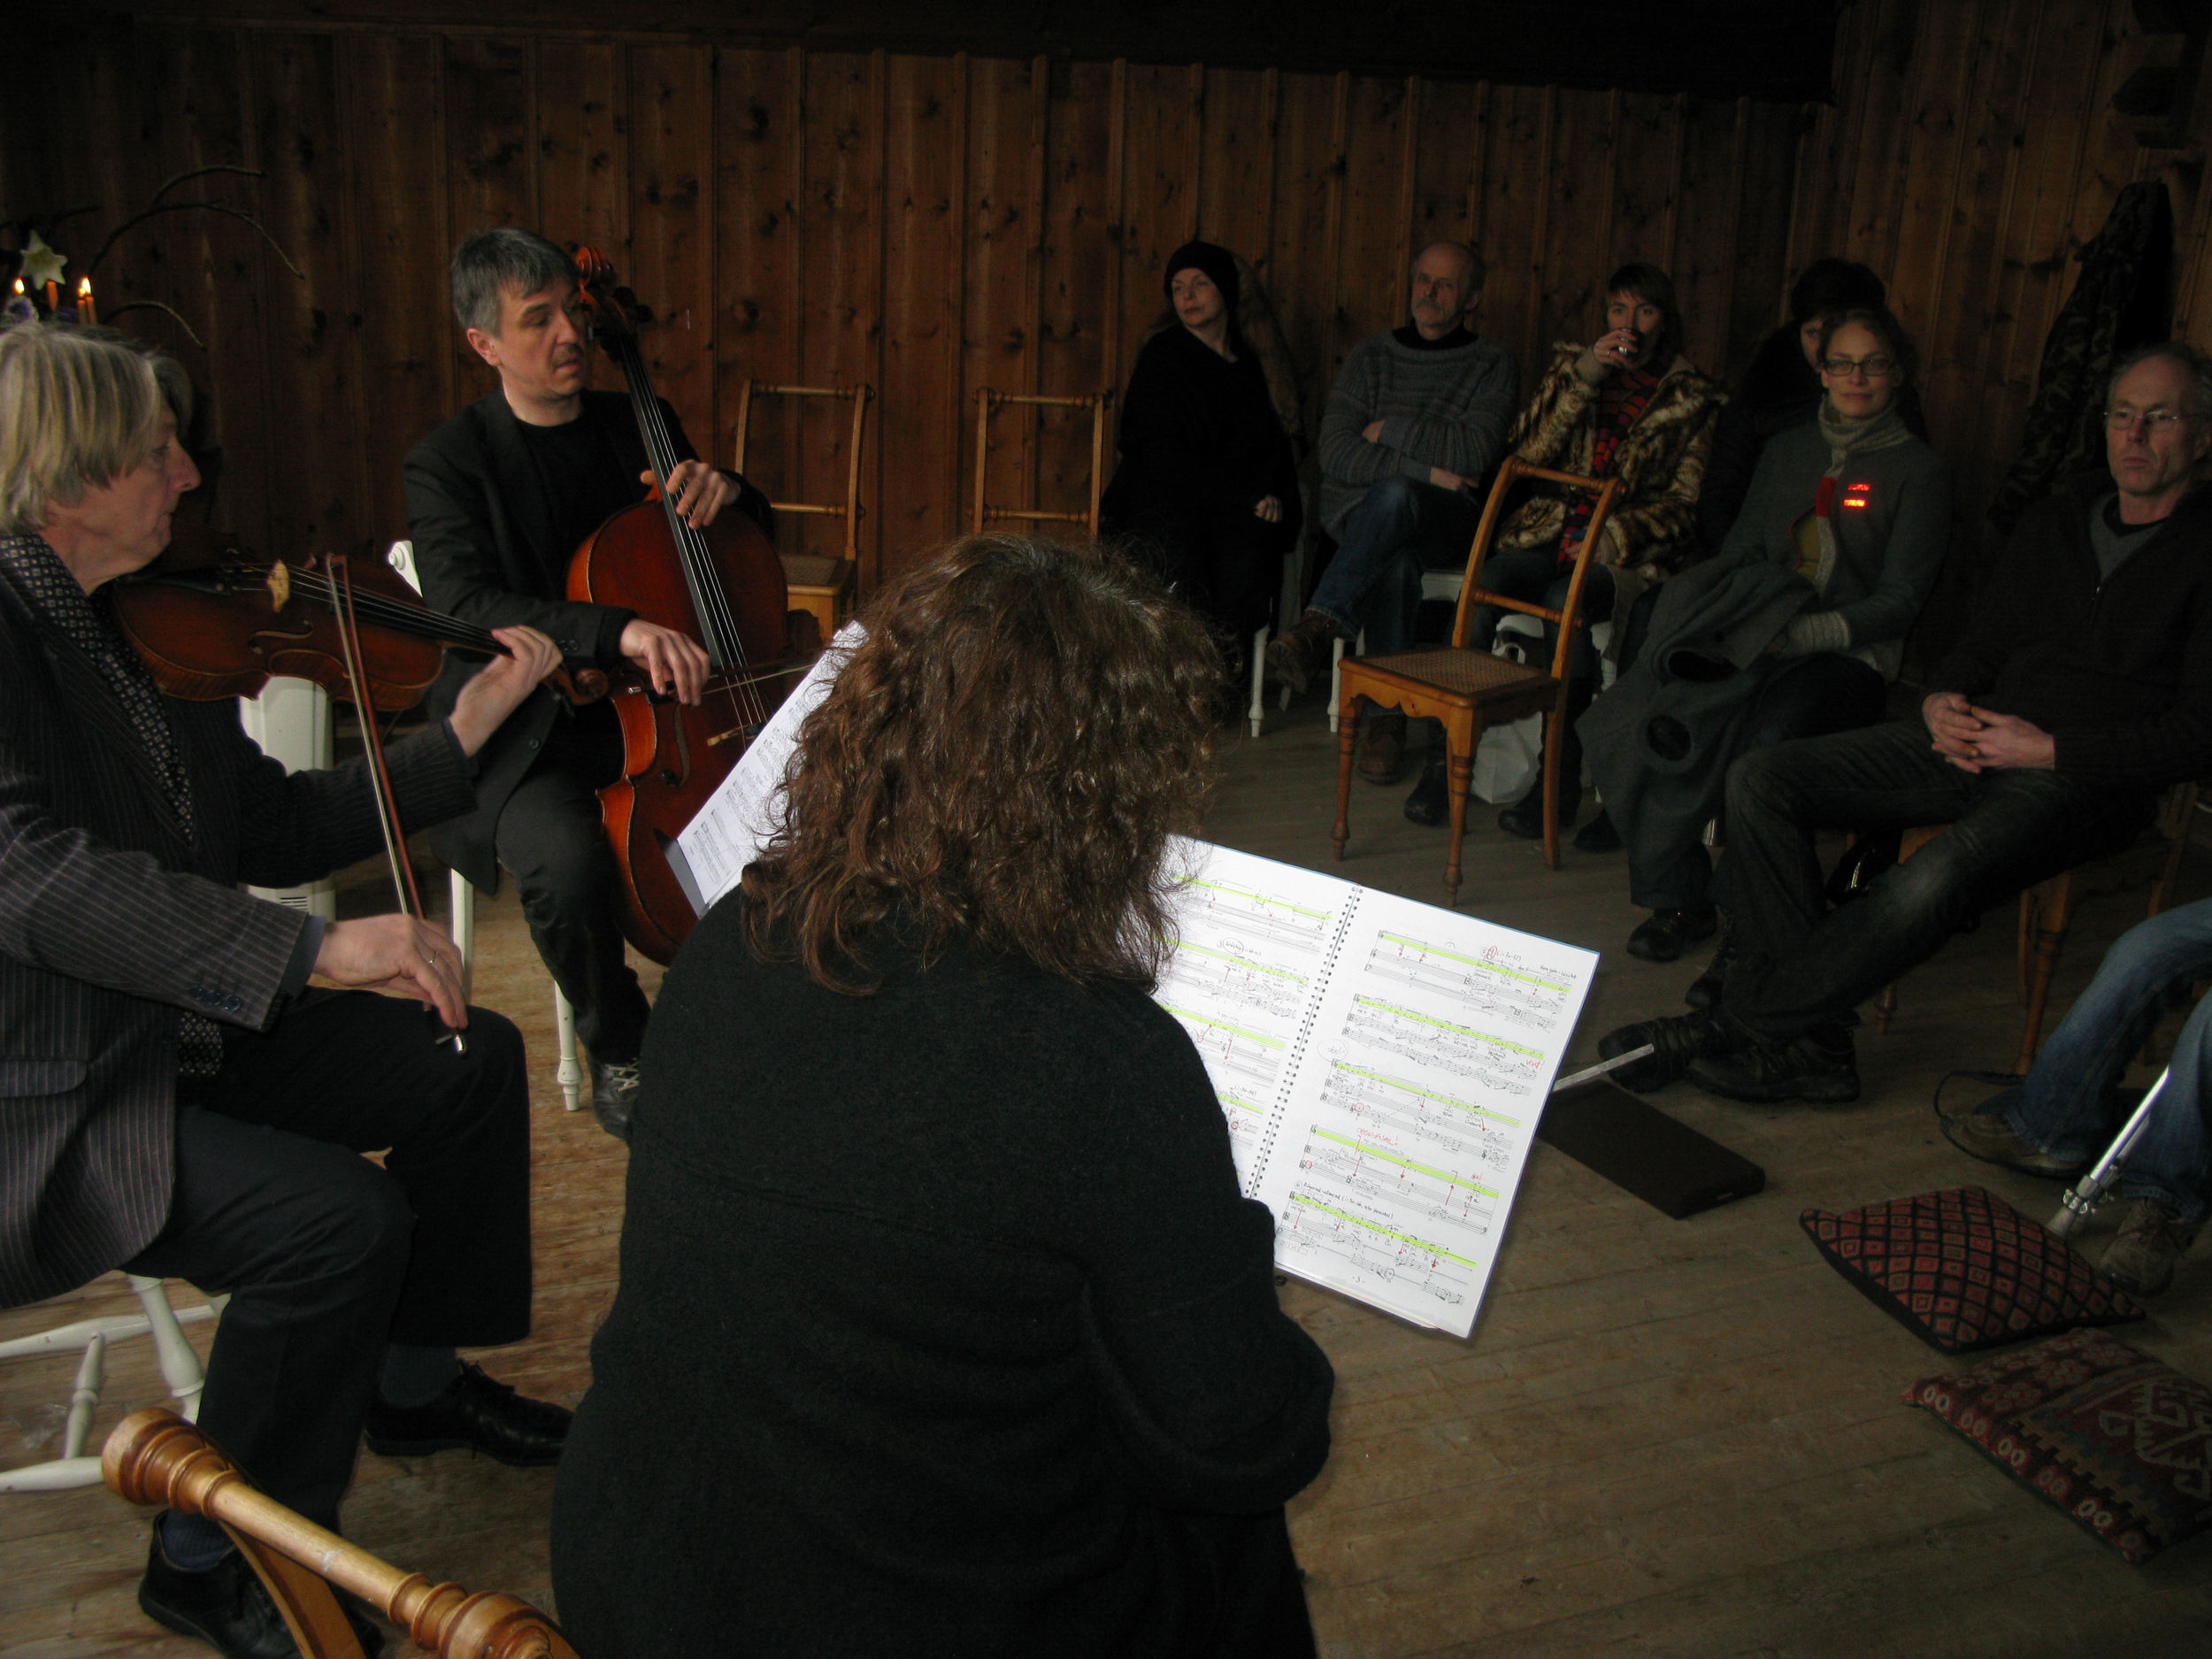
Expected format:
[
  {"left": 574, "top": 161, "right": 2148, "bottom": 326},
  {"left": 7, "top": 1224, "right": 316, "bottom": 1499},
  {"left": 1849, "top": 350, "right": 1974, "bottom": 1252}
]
[
  {"left": 0, "top": 1275, "right": 218, "bottom": 1493},
  {"left": 386, "top": 541, "right": 585, "bottom": 1114}
]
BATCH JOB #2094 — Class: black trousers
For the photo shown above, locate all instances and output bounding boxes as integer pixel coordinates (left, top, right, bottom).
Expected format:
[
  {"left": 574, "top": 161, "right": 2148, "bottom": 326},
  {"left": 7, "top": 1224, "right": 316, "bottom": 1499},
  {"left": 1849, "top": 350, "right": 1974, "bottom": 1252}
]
[
  {"left": 126, "top": 989, "right": 532, "bottom": 1530},
  {"left": 496, "top": 705, "right": 652, "bottom": 1061}
]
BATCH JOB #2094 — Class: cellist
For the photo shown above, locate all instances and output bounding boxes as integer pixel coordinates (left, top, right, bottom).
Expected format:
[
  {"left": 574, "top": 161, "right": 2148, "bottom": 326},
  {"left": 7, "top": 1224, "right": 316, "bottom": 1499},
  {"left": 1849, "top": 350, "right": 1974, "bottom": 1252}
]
[
  {"left": 404, "top": 227, "right": 771, "bottom": 1139},
  {"left": 0, "top": 319, "right": 573, "bottom": 1659}
]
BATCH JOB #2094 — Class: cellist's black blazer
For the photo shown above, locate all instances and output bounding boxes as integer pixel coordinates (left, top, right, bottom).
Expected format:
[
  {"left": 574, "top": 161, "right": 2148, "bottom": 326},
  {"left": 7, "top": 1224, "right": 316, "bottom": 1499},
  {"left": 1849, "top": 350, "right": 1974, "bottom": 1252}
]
[
  {"left": 403, "top": 388, "right": 768, "bottom": 894},
  {"left": 0, "top": 544, "right": 477, "bottom": 1310}
]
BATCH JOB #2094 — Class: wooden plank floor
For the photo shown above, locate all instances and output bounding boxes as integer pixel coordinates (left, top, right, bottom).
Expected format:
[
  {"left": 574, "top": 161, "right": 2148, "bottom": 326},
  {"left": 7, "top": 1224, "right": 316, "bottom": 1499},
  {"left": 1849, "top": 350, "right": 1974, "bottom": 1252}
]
[{"left": 9, "top": 695, "right": 2212, "bottom": 1656}]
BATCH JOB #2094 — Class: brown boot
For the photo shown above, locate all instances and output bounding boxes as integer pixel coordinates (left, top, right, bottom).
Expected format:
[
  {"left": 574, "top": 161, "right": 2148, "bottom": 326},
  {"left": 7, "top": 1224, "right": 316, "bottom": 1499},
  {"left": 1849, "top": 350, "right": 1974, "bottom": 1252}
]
[
  {"left": 1356, "top": 709, "right": 1410, "bottom": 785},
  {"left": 2101, "top": 1197, "right": 2202, "bottom": 1297},
  {"left": 1263, "top": 609, "right": 1340, "bottom": 695}
]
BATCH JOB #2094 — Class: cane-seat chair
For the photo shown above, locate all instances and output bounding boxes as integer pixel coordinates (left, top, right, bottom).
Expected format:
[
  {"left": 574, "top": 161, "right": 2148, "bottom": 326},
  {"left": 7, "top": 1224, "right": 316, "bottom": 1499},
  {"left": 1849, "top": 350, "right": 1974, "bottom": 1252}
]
[
  {"left": 1332, "top": 458, "right": 1622, "bottom": 906},
  {"left": 105, "top": 1407, "right": 582, "bottom": 1659}
]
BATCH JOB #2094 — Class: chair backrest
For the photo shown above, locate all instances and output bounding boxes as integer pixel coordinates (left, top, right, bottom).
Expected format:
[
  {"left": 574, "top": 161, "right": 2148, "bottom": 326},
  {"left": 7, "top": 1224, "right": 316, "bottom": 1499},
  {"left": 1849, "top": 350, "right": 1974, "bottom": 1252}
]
[
  {"left": 971, "top": 388, "right": 1113, "bottom": 536},
  {"left": 731, "top": 381, "right": 873, "bottom": 563},
  {"left": 104, "top": 1408, "right": 582, "bottom": 1659},
  {"left": 1448, "top": 457, "right": 1624, "bottom": 680}
]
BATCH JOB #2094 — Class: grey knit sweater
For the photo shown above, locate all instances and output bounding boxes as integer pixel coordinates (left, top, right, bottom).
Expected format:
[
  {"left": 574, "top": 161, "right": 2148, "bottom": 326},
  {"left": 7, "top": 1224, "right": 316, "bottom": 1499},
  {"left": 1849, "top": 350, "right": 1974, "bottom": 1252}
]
[{"left": 1317, "top": 329, "right": 1517, "bottom": 535}]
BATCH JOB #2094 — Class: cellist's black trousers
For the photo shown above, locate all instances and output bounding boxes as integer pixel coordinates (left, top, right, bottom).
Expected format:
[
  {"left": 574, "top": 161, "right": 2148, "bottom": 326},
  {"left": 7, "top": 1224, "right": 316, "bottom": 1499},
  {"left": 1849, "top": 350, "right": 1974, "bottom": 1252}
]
[
  {"left": 495, "top": 705, "right": 653, "bottom": 1063},
  {"left": 125, "top": 989, "right": 532, "bottom": 1530}
]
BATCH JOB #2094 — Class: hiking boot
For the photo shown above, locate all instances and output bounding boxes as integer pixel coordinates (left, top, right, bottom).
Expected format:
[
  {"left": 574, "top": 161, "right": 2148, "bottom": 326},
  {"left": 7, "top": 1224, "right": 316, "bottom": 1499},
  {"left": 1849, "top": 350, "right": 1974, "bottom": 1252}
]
[
  {"left": 1595, "top": 1009, "right": 1741, "bottom": 1094},
  {"left": 2100, "top": 1198, "right": 2203, "bottom": 1298},
  {"left": 1263, "top": 609, "right": 1339, "bottom": 695},
  {"left": 1356, "top": 709, "right": 1411, "bottom": 785},
  {"left": 1686, "top": 1022, "right": 1860, "bottom": 1105}
]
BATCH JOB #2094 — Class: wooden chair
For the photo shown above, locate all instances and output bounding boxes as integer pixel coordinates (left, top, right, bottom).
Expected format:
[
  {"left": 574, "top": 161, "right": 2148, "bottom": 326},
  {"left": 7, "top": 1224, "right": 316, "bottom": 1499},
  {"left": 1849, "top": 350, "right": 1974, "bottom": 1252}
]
[
  {"left": 1873, "top": 780, "right": 2204, "bottom": 1073},
  {"left": 0, "top": 1277, "right": 218, "bottom": 1493},
  {"left": 971, "top": 388, "right": 1112, "bottom": 537},
  {"left": 104, "top": 1407, "right": 581, "bottom": 1659},
  {"left": 1332, "top": 458, "right": 1622, "bottom": 907},
  {"left": 733, "top": 380, "right": 872, "bottom": 638}
]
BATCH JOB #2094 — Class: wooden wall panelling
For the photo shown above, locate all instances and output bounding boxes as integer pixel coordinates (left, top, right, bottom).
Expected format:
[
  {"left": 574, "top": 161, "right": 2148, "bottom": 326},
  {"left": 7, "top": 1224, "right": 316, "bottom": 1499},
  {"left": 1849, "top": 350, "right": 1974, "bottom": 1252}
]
[
  {"left": 1265, "top": 71, "right": 1346, "bottom": 439},
  {"left": 1406, "top": 76, "right": 1482, "bottom": 265},
  {"left": 1335, "top": 74, "right": 1417, "bottom": 366},
  {"left": 795, "top": 52, "right": 887, "bottom": 573},
  {"left": 442, "top": 35, "right": 532, "bottom": 403},
  {"left": 1479, "top": 82, "right": 1548, "bottom": 404},
  {"left": 625, "top": 42, "right": 715, "bottom": 498},
  {"left": 1037, "top": 58, "right": 1118, "bottom": 534},
  {"left": 1114, "top": 60, "right": 1202, "bottom": 386},
  {"left": 1669, "top": 96, "right": 1747, "bottom": 380},
  {"left": 881, "top": 50, "right": 963, "bottom": 562},
  {"left": 251, "top": 29, "right": 368, "bottom": 555},
  {"left": 1193, "top": 67, "right": 1276, "bottom": 289},
  {"left": 1879, "top": 0, "right": 1978, "bottom": 437},
  {"left": 1723, "top": 101, "right": 1805, "bottom": 383},
  {"left": 1607, "top": 91, "right": 1679, "bottom": 286},
  {"left": 1533, "top": 87, "right": 1609, "bottom": 358},
  {"left": 536, "top": 40, "right": 630, "bottom": 265},
  {"left": 713, "top": 48, "right": 801, "bottom": 519},
  {"left": 960, "top": 55, "right": 1038, "bottom": 539}
]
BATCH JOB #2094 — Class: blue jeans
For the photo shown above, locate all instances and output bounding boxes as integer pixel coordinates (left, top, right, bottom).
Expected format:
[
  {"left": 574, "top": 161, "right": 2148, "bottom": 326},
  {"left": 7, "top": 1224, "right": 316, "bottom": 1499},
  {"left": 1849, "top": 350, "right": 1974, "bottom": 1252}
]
[
  {"left": 1721, "top": 718, "right": 2157, "bottom": 1042},
  {"left": 1992, "top": 897, "right": 2212, "bottom": 1223},
  {"left": 1309, "top": 476, "right": 1481, "bottom": 655}
]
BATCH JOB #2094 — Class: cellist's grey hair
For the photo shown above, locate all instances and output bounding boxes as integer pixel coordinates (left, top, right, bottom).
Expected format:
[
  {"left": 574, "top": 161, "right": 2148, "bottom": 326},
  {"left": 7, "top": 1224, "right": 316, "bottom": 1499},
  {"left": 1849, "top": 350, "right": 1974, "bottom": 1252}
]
[
  {"left": 449, "top": 227, "right": 576, "bottom": 337},
  {"left": 0, "top": 320, "right": 192, "bottom": 538}
]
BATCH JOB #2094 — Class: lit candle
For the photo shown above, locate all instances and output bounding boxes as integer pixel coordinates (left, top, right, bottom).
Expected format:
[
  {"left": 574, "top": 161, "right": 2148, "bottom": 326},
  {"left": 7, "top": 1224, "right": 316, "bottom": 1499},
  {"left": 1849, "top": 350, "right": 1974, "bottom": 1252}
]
[
  {"left": 77, "top": 277, "right": 95, "bottom": 325},
  {"left": 44, "top": 280, "right": 59, "bottom": 314}
]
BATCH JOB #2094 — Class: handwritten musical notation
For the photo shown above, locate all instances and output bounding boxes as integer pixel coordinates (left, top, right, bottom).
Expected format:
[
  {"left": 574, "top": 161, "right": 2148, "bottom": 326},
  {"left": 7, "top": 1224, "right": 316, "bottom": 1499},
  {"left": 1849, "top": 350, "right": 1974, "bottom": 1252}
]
[{"left": 1158, "top": 840, "right": 1596, "bottom": 1337}]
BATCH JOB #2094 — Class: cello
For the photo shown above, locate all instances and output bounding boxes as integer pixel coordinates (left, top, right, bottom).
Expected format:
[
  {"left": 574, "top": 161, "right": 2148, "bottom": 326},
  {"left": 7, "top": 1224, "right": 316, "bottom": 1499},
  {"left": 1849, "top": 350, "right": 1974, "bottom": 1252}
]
[{"left": 565, "top": 248, "right": 803, "bottom": 965}]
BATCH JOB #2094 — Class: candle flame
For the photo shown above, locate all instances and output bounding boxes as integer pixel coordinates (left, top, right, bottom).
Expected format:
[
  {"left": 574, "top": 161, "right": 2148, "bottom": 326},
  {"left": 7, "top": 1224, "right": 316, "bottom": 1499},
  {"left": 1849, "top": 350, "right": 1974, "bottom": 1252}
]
[{"left": 77, "top": 278, "right": 91, "bottom": 298}]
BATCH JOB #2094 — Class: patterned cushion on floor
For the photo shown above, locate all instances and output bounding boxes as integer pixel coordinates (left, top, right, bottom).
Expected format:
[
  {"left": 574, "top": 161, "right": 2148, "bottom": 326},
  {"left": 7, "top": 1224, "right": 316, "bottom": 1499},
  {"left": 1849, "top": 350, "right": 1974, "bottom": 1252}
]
[
  {"left": 1906, "top": 1327, "right": 2212, "bottom": 1563},
  {"left": 1800, "top": 1186, "right": 2141, "bottom": 1353}
]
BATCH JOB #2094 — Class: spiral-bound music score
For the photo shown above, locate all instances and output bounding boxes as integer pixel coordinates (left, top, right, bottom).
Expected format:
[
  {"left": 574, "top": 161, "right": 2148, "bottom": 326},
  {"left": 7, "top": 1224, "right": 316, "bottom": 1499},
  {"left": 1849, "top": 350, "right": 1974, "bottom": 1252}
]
[{"left": 1156, "top": 841, "right": 1598, "bottom": 1338}]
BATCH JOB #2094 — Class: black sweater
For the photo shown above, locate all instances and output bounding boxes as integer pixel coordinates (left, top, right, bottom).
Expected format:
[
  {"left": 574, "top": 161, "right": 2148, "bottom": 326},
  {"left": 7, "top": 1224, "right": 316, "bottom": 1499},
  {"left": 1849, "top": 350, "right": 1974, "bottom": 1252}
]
[
  {"left": 1935, "top": 472, "right": 2212, "bottom": 788},
  {"left": 549, "top": 902, "right": 1334, "bottom": 1658},
  {"left": 1102, "top": 326, "right": 1301, "bottom": 530}
]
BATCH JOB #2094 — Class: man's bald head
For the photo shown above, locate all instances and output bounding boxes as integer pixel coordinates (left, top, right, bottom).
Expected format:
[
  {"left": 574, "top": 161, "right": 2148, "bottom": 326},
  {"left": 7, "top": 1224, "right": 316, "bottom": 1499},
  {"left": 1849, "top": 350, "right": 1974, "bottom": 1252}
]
[{"left": 1410, "top": 242, "right": 1483, "bottom": 341}]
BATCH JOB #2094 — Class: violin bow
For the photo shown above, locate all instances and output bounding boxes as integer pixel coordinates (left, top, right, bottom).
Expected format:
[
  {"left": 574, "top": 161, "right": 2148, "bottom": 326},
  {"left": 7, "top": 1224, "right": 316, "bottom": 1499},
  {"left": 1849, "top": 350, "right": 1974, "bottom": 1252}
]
[{"left": 326, "top": 552, "right": 465, "bottom": 1055}]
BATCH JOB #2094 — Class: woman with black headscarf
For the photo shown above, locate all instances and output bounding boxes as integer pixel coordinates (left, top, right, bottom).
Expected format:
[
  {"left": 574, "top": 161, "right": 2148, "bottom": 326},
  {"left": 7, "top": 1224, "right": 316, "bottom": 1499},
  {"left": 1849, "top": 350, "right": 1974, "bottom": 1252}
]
[{"left": 1101, "top": 240, "right": 1303, "bottom": 650}]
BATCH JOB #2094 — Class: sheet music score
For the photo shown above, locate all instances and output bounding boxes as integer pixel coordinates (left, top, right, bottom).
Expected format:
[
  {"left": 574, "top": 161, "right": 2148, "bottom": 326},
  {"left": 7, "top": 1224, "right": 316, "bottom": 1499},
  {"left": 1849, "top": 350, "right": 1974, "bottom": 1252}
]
[
  {"left": 673, "top": 633, "right": 1597, "bottom": 1338},
  {"left": 1157, "top": 841, "right": 1597, "bottom": 1337}
]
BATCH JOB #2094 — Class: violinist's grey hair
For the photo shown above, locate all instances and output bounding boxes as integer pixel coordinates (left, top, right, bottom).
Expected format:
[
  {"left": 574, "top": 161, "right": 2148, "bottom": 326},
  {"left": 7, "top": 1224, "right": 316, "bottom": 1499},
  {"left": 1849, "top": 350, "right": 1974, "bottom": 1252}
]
[
  {"left": 450, "top": 227, "right": 575, "bottom": 337},
  {"left": 0, "top": 320, "right": 192, "bottom": 538}
]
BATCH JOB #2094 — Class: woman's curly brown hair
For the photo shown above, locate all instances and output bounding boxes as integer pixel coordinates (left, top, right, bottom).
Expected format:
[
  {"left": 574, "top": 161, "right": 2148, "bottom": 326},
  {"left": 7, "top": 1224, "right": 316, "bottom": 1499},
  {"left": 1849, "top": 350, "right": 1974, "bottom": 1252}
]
[{"left": 739, "top": 534, "right": 1224, "bottom": 994}]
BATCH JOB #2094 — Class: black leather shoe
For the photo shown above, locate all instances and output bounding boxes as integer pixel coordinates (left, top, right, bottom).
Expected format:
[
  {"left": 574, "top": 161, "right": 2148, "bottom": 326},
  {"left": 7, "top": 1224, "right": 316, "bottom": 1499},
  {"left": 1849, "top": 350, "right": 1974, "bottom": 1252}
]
[
  {"left": 1684, "top": 918, "right": 1736, "bottom": 1010},
  {"left": 1686, "top": 1024, "right": 1860, "bottom": 1105},
  {"left": 590, "top": 1057, "right": 641, "bottom": 1141},
  {"left": 1572, "top": 810, "right": 1621, "bottom": 853},
  {"left": 1404, "top": 755, "right": 1449, "bottom": 826},
  {"left": 141, "top": 1529, "right": 386, "bottom": 1659},
  {"left": 362, "top": 1361, "right": 571, "bottom": 1467},
  {"left": 1498, "top": 781, "right": 1578, "bottom": 840},
  {"left": 1625, "top": 905, "right": 1717, "bottom": 964},
  {"left": 1595, "top": 1010, "right": 1740, "bottom": 1094}
]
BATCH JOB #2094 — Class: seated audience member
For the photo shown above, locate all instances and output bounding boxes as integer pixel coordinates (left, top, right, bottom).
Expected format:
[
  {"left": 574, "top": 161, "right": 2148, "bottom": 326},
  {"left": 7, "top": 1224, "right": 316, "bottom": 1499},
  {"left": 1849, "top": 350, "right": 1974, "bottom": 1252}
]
[
  {"left": 1588, "top": 306, "right": 1951, "bottom": 966},
  {"left": 1414, "top": 263, "right": 1724, "bottom": 840},
  {"left": 1697, "top": 258, "right": 1927, "bottom": 549},
  {"left": 1599, "top": 342, "right": 2212, "bottom": 1105},
  {"left": 1945, "top": 896, "right": 2212, "bottom": 1295},
  {"left": 550, "top": 536, "right": 1335, "bottom": 1659},
  {"left": 1101, "top": 239, "right": 1303, "bottom": 658},
  {"left": 0, "top": 320, "right": 570, "bottom": 1659},
  {"left": 1265, "top": 242, "right": 1517, "bottom": 782}
]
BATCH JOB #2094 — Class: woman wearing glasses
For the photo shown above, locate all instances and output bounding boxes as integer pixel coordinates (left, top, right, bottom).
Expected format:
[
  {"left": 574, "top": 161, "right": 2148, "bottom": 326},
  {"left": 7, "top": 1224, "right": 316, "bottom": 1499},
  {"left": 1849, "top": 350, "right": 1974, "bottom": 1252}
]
[{"left": 1595, "top": 304, "right": 1953, "bottom": 976}]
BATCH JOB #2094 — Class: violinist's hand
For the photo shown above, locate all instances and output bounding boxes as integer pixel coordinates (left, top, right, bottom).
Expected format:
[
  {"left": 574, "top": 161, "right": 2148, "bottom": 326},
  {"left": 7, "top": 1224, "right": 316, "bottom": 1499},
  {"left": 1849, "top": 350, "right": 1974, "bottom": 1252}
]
[
  {"left": 621, "top": 618, "right": 710, "bottom": 704},
  {"left": 645, "top": 462, "right": 739, "bottom": 530},
  {"left": 448, "top": 626, "right": 564, "bottom": 757},
  {"left": 315, "top": 915, "right": 468, "bottom": 1028}
]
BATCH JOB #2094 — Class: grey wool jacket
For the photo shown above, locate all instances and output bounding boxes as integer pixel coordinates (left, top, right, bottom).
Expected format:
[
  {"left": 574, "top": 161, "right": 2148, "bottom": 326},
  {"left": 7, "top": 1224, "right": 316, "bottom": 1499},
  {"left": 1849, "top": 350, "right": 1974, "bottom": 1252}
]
[{"left": 1711, "top": 419, "right": 1952, "bottom": 682}]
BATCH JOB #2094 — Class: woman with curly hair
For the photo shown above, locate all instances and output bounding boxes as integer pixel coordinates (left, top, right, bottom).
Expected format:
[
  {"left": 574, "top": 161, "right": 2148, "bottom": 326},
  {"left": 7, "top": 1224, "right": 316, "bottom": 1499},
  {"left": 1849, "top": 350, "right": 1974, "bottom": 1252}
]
[{"left": 550, "top": 534, "right": 1335, "bottom": 1659}]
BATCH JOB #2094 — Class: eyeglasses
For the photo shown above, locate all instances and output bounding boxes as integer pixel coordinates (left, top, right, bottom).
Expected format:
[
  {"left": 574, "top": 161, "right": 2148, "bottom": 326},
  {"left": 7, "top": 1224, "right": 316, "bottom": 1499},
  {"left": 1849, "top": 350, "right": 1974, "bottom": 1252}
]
[
  {"left": 2105, "top": 405, "right": 2193, "bottom": 433},
  {"left": 1821, "top": 355, "right": 1897, "bottom": 380}
]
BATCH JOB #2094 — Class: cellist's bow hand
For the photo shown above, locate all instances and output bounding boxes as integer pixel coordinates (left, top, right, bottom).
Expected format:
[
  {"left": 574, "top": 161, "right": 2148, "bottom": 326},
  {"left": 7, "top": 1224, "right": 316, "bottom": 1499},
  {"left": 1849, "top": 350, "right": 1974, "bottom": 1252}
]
[
  {"left": 620, "top": 618, "right": 710, "bottom": 705},
  {"left": 448, "top": 626, "right": 565, "bottom": 757},
  {"left": 316, "top": 915, "right": 469, "bottom": 1029},
  {"left": 644, "top": 461, "right": 738, "bottom": 530}
]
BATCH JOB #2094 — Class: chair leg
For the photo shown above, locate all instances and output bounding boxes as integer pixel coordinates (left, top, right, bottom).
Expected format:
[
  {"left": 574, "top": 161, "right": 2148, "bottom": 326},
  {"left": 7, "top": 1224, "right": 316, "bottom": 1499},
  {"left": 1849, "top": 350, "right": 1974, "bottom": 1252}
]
[
  {"left": 2014, "top": 874, "right": 2074, "bottom": 1076},
  {"left": 1445, "top": 739, "right": 1474, "bottom": 909},
  {"left": 1540, "top": 685, "right": 1571, "bottom": 871},
  {"left": 1874, "top": 982, "right": 1898, "bottom": 1035},
  {"left": 127, "top": 1274, "right": 211, "bottom": 1424},
  {"left": 555, "top": 985, "right": 584, "bottom": 1114},
  {"left": 1248, "top": 625, "right": 1269, "bottom": 739},
  {"left": 1333, "top": 696, "right": 1362, "bottom": 861}
]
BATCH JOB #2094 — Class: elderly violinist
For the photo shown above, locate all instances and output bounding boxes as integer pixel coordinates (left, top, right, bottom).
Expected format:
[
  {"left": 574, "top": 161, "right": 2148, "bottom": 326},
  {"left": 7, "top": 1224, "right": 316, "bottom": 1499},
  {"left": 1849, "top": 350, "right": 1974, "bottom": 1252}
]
[{"left": 0, "top": 319, "right": 570, "bottom": 1659}]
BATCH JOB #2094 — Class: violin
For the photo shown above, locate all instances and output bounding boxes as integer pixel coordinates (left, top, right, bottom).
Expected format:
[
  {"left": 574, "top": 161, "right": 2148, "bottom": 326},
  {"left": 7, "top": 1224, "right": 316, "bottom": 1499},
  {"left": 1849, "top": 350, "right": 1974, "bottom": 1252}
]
[{"left": 566, "top": 247, "right": 804, "bottom": 965}]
